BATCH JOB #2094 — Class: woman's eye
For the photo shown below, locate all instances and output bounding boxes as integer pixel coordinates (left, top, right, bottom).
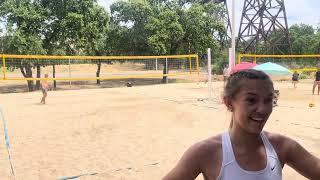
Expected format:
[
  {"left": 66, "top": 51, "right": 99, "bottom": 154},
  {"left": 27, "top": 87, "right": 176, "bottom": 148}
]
[{"left": 246, "top": 98, "right": 256, "bottom": 104}]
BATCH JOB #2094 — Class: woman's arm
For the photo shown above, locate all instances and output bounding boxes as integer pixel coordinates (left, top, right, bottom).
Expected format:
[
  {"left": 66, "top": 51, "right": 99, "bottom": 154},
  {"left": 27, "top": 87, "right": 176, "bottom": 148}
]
[
  {"left": 162, "top": 143, "right": 204, "bottom": 180},
  {"left": 284, "top": 137, "right": 320, "bottom": 179}
]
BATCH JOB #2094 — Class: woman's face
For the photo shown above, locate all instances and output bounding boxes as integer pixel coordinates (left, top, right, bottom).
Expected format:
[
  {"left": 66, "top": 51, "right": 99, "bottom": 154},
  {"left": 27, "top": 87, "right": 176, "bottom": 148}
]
[{"left": 230, "top": 79, "right": 274, "bottom": 134}]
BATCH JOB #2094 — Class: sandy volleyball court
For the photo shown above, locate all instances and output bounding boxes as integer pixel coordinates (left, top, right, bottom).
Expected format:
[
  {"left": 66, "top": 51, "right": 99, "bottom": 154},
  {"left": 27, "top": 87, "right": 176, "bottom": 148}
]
[{"left": 0, "top": 81, "right": 319, "bottom": 180}]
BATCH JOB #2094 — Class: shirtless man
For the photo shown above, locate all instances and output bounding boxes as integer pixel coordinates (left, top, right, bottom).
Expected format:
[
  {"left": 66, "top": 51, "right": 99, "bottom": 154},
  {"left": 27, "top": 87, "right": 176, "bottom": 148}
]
[{"left": 40, "top": 74, "right": 49, "bottom": 104}]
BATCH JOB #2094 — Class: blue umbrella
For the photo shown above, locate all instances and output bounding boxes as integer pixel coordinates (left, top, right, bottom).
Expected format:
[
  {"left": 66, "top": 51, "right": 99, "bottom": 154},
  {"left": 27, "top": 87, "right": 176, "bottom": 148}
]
[{"left": 253, "top": 62, "right": 292, "bottom": 76}]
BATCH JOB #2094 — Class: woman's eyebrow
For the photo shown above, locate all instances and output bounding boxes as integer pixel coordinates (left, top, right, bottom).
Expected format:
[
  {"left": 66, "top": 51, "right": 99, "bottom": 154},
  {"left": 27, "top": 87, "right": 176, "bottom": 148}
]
[
  {"left": 245, "top": 92, "right": 274, "bottom": 97},
  {"left": 245, "top": 92, "right": 258, "bottom": 96}
]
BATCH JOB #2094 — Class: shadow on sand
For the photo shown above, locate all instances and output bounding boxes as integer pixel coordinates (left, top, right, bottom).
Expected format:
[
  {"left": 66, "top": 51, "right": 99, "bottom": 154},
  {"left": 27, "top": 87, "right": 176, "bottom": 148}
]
[{"left": 0, "top": 78, "right": 190, "bottom": 94}]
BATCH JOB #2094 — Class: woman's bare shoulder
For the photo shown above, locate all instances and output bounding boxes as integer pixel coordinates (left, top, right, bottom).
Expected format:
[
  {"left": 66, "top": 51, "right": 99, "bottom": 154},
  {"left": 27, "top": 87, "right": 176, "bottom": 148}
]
[
  {"left": 264, "top": 131, "right": 295, "bottom": 146},
  {"left": 193, "top": 134, "right": 222, "bottom": 153},
  {"left": 264, "top": 131, "right": 297, "bottom": 164},
  {"left": 186, "top": 134, "right": 223, "bottom": 165},
  {"left": 162, "top": 134, "right": 223, "bottom": 180}
]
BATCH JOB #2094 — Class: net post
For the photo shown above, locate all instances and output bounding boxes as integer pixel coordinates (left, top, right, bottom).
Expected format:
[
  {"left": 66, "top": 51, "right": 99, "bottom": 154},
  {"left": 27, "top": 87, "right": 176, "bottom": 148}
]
[
  {"left": 189, "top": 57, "right": 192, "bottom": 74},
  {"left": 165, "top": 58, "right": 168, "bottom": 84},
  {"left": 68, "top": 58, "right": 71, "bottom": 88},
  {"left": 196, "top": 54, "right": 199, "bottom": 75},
  {"left": 195, "top": 54, "right": 200, "bottom": 84},
  {"left": 156, "top": 58, "right": 158, "bottom": 70},
  {"left": 207, "top": 48, "right": 212, "bottom": 99},
  {"left": 2, "top": 54, "right": 5, "bottom": 80}
]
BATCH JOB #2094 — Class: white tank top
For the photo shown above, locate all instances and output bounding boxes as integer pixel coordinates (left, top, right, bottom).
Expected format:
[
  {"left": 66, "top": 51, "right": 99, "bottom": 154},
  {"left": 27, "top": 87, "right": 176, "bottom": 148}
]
[{"left": 217, "top": 132, "right": 282, "bottom": 180}]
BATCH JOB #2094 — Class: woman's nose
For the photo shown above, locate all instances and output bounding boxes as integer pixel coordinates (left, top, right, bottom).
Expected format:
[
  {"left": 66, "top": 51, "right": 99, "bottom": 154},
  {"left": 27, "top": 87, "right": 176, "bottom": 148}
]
[{"left": 256, "top": 101, "right": 271, "bottom": 113}]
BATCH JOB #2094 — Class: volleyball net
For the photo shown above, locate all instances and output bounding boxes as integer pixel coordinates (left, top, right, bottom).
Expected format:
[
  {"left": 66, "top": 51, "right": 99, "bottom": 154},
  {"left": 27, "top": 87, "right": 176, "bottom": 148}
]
[
  {"left": 0, "top": 54, "right": 199, "bottom": 81},
  {"left": 238, "top": 54, "right": 320, "bottom": 73}
]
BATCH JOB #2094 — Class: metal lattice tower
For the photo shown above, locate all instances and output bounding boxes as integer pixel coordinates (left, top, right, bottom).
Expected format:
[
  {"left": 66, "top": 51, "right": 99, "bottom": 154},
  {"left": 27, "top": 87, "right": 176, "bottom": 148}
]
[
  {"left": 202, "top": 0, "right": 232, "bottom": 47},
  {"left": 216, "top": 0, "right": 232, "bottom": 46},
  {"left": 237, "top": 0, "right": 291, "bottom": 54}
]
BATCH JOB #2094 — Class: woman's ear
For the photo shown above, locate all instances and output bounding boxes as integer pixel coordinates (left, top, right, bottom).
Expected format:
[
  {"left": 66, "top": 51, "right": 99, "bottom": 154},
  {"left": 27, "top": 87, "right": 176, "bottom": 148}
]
[{"left": 223, "top": 96, "right": 233, "bottom": 112}]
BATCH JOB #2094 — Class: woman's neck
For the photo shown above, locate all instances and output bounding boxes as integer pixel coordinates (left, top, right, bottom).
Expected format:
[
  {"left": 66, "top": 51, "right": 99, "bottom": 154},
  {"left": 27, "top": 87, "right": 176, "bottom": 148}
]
[{"left": 229, "top": 125, "right": 263, "bottom": 148}]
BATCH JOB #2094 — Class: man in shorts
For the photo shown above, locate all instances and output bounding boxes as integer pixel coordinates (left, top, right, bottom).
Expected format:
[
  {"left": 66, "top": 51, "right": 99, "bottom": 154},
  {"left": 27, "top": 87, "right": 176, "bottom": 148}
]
[
  {"left": 312, "top": 68, "right": 320, "bottom": 95},
  {"left": 40, "top": 74, "right": 50, "bottom": 104}
]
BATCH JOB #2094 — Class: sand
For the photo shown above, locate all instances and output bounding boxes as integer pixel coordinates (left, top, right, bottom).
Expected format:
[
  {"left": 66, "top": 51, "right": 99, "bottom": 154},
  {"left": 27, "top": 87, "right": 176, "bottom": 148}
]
[{"left": 0, "top": 80, "right": 319, "bottom": 180}]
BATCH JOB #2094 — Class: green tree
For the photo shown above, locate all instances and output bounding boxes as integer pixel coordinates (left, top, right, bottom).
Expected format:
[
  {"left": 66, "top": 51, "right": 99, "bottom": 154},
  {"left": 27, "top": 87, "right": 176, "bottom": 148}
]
[
  {"left": 290, "top": 24, "right": 315, "bottom": 54},
  {"left": 147, "top": 1, "right": 225, "bottom": 81},
  {"left": 146, "top": 8, "right": 184, "bottom": 55},
  {"left": 110, "top": 0, "right": 226, "bottom": 81},
  {"left": 110, "top": 1, "right": 152, "bottom": 55},
  {"left": 289, "top": 24, "right": 320, "bottom": 66},
  {"left": 80, "top": 4, "right": 109, "bottom": 84},
  {"left": 146, "top": 7, "right": 184, "bottom": 82},
  {"left": 1, "top": 0, "right": 47, "bottom": 91},
  {"left": 41, "top": 0, "right": 109, "bottom": 85}
]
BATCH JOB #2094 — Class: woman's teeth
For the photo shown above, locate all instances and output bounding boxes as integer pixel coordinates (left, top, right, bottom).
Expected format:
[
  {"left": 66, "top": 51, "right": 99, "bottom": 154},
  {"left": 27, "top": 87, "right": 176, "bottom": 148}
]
[{"left": 251, "top": 117, "right": 263, "bottom": 121}]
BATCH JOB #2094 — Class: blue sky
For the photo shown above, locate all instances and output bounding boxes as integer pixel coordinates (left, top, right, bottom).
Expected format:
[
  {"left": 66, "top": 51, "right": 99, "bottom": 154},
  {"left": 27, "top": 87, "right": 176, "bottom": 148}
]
[{"left": 100, "top": 0, "right": 320, "bottom": 29}]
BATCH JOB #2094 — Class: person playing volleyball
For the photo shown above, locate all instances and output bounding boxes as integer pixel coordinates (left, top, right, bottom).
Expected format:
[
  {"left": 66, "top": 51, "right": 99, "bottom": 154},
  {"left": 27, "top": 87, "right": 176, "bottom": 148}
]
[
  {"left": 292, "top": 71, "right": 299, "bottom": 88},
  {"left": 312, "top": 68, "right": 320, "bottom": 95},
  {"left": 163, "top": 69, "right": 320, "bottom": 180},
  {"left": 40, "top": 74, "right": 50, "bottom": 104}
]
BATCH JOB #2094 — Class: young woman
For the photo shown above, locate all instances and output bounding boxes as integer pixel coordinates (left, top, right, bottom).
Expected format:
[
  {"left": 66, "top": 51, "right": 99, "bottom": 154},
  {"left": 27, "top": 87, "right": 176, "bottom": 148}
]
[{"left": 163, "top": 69, "right": 320, "bottom": 180}]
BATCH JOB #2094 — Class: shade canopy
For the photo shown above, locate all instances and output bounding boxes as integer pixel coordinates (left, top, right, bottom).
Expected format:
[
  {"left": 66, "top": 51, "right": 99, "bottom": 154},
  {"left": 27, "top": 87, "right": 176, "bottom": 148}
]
[
  {"left": 253, "top": 62, "right": 292, "bottom": 76},
  {"left": 230, "top": 62, "right": 257, "bottom": 74}
]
